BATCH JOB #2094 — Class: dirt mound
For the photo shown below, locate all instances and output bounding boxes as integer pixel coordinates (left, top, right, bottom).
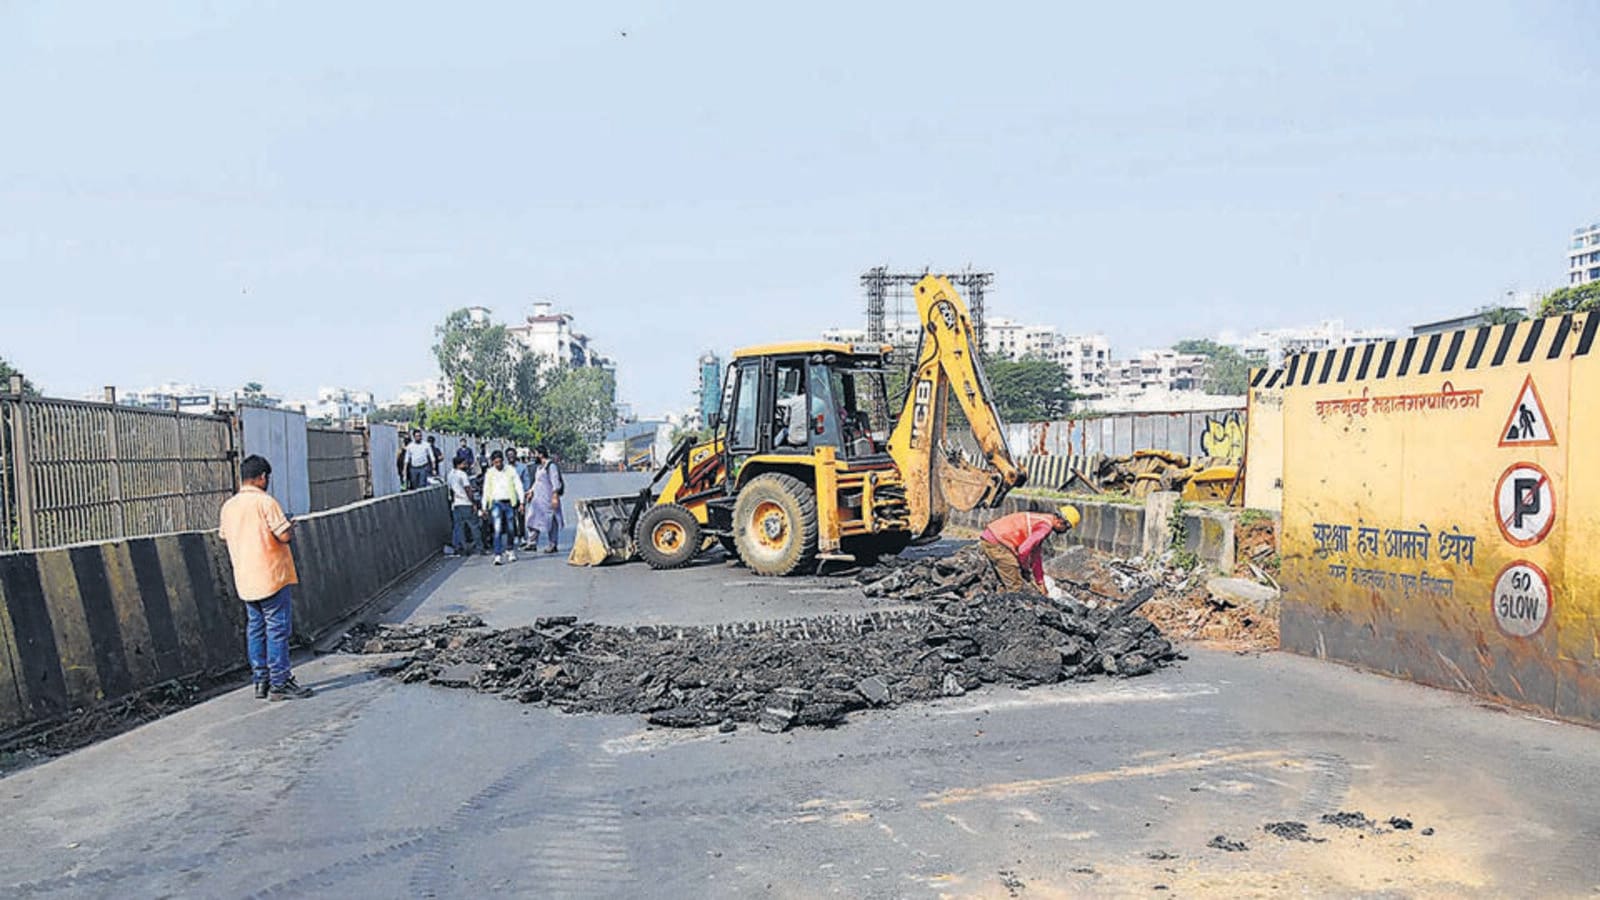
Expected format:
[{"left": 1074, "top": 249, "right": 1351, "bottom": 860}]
[
  {"left": 342, "top": 583, "right": 1179, "bottom": 733},
  {"left": 1047, "top": 551, "right": 1278, "bottom": 652}
]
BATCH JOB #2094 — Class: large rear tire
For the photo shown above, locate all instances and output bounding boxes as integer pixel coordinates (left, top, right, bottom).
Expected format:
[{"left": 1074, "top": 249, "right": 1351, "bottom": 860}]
[
  {"left": 635, "top": 503, "right": 701, "bottom": 570},
  {"left": 732, "top": 473, "right": 818, "bottom": 576}
]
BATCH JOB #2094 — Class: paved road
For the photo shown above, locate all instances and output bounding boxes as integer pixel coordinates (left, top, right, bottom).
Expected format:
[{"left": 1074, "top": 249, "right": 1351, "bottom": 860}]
[{"left": 2, "top": 474, "right": 1598, "bottom": 898}]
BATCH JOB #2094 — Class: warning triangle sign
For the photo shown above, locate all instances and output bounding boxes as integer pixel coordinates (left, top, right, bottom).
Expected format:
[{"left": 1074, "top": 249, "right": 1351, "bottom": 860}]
[{"left": 1498, "top": 374, "right": 1556, "bottom": 447}]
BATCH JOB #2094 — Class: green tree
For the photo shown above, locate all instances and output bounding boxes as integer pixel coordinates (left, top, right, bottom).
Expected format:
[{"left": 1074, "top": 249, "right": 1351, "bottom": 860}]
[
  {"left": 0, "top": 356, "right": 36, "bottom": 395},
  {"left": 1173, "top": 340, "right": 1250, "bottom": 395},
  {"left": 984, "top": 358, "right": 1075, "bottom": 422},
  {"left": 1478, "top": 305, "right": 1527, "bottom": 325},
  {"left": 239, "top": 381, "right": 271, "bottom": 407},
  {"left": 370, "top": 402, "right": 421, "bottom": 425},
  {"left": 1539, "top": 282, "right": 1600, "bottom": 316},
  {"left": 432, "top": 309, "right": 517, "bottom": 401},
  {"left": 532, "top": 365, "right": 617, "bottom": 443}
]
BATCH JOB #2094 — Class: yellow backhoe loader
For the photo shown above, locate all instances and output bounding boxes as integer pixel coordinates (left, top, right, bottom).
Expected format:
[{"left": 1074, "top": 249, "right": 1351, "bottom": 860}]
[{"left": 570, "top": 275, "right": 1027, "bottom": 575}]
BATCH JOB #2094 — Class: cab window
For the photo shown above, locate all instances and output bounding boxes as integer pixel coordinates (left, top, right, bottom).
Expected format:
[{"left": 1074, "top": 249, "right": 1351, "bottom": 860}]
[{"left": 728, "top": 361, "right": 760, "bottom": 451}]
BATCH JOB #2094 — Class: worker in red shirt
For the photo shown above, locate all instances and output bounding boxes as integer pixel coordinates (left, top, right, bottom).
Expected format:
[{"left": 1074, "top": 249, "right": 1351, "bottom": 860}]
[{"left": 979, "top": 506, "right": 1080, "bottom": 594}]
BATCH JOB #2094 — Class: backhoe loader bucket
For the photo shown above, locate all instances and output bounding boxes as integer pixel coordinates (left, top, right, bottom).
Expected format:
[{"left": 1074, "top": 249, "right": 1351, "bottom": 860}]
[{"left": 567, "top": 491, "right": 650, "bottom": 566}]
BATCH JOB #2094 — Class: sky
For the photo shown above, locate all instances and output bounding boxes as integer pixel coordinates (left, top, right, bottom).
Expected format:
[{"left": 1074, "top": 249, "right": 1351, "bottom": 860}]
[{"left": 1, "top": 1, "right": 1596, "bottom": 415}]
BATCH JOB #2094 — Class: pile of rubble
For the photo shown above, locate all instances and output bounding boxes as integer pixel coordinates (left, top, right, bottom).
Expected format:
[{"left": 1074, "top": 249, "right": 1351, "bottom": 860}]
[
  {"left": 1053, "top": 552, "right": 1279, "bottom": 651},
  {"left": 342, "top": 563, "right": 1180, "bottom": 733}
]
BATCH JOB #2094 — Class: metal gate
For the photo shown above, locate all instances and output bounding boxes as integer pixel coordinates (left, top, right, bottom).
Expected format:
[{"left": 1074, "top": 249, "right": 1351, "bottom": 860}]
[{"left": 0, "top": 396, "right": 236, "bottom": 550}]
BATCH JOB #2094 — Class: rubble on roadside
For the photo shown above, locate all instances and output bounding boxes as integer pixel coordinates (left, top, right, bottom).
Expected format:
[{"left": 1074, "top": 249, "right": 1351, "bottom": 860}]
[
  {"left": 1045, "top": 551, "right": 1279, "bottom": 652},
  {"left": 341, "top": 555, "right": 1181, "bottom": 733}
]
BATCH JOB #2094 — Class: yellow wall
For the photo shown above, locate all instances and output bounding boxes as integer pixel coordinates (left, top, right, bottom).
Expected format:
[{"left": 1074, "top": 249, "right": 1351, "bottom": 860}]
[
  {"left": 1279, "top": 314, "right": 1599, "bottom": 722},
  {"left": 1243, "top": 369, "right": 1284, "bottom": 512}
]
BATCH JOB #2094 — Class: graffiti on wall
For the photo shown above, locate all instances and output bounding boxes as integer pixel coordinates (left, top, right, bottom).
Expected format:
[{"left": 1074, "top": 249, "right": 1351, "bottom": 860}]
[{"left": 1201, "top": 411, "right": 1245, "bottom": 461}]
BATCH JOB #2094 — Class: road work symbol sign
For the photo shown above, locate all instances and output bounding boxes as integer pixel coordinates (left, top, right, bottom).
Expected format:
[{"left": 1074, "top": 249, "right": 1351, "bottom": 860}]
[
  {"left": 1492, "top": 561, "right": 1551, "bottom": 638},
  {"left": 1498, "top": 375, "right": 1555, "bottom": 447},
  {"left": 1495, "top": 462, "right": 1556, "bottom": 547}
]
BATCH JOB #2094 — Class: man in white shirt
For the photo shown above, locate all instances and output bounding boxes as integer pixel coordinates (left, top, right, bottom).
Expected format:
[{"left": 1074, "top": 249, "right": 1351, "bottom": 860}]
[
  {"left": 776, "top": 390, "right": 808, "bottom": 448},
  {"left": 447, "top": 455, "right": 480, "bottom": 555},
  {"left": 404, "top": 430, "right": 434, "bottom": 489},
  {"left": 481, "top": 450, "right": 523, "bottom": 565}
]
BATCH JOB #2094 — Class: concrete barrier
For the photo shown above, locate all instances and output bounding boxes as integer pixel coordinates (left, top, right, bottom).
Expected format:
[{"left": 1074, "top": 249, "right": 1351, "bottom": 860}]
[
  {"left": 947, "top": 492, "right": 1237, "bottom": 570},
  {"left": 0, "top": 485, "right": 450, "bottom": 733},
  {"left": 290, "top": 486, "right": 451, "bottom": 640}
]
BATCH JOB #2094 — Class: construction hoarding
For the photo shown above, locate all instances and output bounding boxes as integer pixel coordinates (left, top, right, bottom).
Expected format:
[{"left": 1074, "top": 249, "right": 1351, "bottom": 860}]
[{"left": 1279, "top": 312, "right": 1600, "bottom": 724}]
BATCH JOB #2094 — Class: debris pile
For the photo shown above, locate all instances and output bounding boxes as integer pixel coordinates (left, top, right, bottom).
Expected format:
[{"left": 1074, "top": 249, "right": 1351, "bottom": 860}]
[
  {"left": 342, "top": 581, "right": 1179, "bottom": 733},
  {"left": 1054, "top": 450, "right": 1239, "bottom": 502},
  {"left": 1051, "top": 553, "right": 1279, "bottom": 652}
]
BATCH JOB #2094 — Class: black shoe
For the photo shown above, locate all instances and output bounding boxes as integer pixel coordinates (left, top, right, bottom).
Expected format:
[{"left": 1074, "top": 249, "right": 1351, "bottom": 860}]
[
  {"left": 268, "top": 677, "right": 315, "bottom": 701},
  {"left": 254, "top": 681, "right": 269, "bottom": 700}
]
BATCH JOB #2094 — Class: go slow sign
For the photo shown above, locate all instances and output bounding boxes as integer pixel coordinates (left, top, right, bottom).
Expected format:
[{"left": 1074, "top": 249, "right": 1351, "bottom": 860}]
[{"left": 1492, "top": 561, "right": 1550, "bottom": 639}]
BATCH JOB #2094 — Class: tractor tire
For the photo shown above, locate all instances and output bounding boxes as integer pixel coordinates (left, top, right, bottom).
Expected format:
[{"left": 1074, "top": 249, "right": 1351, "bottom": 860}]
[
  {"left": 635, "top": 503, "right": 702, "bottom": 570},
  {"left": 732, "top": 473, "right": 818, "bottom": 577}
]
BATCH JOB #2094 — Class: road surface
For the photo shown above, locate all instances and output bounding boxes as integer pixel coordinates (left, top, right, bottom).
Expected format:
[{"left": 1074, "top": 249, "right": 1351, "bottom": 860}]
[{"left": 1, "top": 474, "right": 1597, "bottom": 898}]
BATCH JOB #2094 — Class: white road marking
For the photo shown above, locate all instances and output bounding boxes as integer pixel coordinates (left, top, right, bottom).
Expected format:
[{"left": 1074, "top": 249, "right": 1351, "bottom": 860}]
[{"left": 929, "top": 682, "right": 1218, "bottom": 715}]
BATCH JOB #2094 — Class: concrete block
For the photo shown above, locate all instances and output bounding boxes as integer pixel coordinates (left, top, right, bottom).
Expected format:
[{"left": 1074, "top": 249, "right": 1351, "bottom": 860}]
[
  {"left": 1206, "top": 577, "right": 1279, "bottom": 613},
  {"left": 1142, "top": 492, "right": 1180, "bottom": 558}
]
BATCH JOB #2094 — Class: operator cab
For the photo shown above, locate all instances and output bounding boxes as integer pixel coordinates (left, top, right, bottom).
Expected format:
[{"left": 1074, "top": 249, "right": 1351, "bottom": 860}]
[{"left": 720, "top": 341, "right": 896, "bottom": 467}]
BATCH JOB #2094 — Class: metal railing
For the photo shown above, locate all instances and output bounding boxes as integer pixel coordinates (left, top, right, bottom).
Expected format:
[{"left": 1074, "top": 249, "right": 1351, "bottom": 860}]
[{"left": 1, "top": 394, "right": 236, "bottom": 550}]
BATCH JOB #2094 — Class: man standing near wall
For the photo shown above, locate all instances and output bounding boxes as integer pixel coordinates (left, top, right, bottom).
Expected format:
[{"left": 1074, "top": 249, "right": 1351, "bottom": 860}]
[
  {"left": 454, "top": 437, "right": 476, "bottom": 475},
  {"left": 482, "top": 450, "right": 522, "bottom": 565},
  {"left": 447, "top": 455, "right": 480, "bottom": 555},
  {"left": 426, "top": 436, "right": 444, "bottom": 480},
  {"left": 404, "top": 429, "right": 432, "bottom": 489},
  {"left": 978, "top": 507, "right": 1079, "bottom": 595},
  {"left": 219, "top": 455, "right": 314, "bottom": 701}
]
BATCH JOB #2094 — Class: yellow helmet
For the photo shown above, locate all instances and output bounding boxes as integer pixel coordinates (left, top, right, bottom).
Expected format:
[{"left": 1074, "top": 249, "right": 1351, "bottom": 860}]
[{"left": 1057, "top": 505, "right": 1081, "bottom": 529}]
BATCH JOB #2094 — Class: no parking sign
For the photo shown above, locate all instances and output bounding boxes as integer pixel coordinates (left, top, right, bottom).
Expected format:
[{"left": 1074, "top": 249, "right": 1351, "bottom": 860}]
[{"left": 1495, "top": 462, "right": 1555, "bottom": 548}]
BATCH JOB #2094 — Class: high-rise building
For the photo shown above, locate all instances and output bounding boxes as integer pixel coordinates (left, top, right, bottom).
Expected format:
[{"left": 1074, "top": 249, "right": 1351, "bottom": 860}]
[
  {"left": 1569, "top": 221, "right": 1600, "bottom": 286},
  {"left": 506, "top": 301, "right": 614, "bottom": 371},
  {"left": 698, "top": 352, "right": 722, "bottom": 428},
  {"left": 1106, "top": 350, "right": 1208, "bottom": 394},
  {"left": 979, "top": 318, "right": 1111, "bottom": 395}
]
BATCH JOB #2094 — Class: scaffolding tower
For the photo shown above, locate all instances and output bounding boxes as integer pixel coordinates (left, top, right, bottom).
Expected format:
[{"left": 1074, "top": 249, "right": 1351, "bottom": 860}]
[{"left": 860, "top": 266, "right": 993, "bottom": 353}]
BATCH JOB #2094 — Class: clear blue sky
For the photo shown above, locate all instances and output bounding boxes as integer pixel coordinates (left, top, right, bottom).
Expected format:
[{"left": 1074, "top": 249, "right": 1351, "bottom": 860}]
[{"left": 2, "top": 2, "right": 1595, "bottom": 415}]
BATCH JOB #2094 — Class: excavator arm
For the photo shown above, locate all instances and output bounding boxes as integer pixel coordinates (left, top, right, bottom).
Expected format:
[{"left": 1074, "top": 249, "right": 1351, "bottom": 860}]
[{"left": 887, "top": 275, "right": 1028, "bottom": 538}]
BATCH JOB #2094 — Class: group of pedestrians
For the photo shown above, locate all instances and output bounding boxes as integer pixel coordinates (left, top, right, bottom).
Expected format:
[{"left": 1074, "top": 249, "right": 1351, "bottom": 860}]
[{"left": 447, "top": 442, "right": 565, "bottom": 565}]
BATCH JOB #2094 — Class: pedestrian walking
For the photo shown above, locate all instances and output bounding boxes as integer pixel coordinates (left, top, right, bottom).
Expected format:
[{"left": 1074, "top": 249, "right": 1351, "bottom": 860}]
[
  {"left": 507, "top": 448, "right": 530, "bottom": 547},
  {"left": 482, "top": 450, "right": 522, "bottom": 565},
  {"left": 978, "top": 506, "right": 1079, "bottom": 595},
  {"left": 403, "top": 429, "right": 433, "bottom": 489},
  {"left": 218, "top": 455, "right": 314, "bottom": 700},
  {"left": 524, "top": 446, "right": 565, "bottom": 554},
  {"left": 454, "top": 437, "right": 476, "bottom": 475},
  {"left": 447, "top": 455, "right": 480, "bottom": 555}
]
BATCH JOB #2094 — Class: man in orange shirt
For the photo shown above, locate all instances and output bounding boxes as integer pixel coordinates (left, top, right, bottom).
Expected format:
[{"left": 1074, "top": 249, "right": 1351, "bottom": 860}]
[
  {"left": 219, "top": 455, "right": 314, "bottom": 700},
  {"left": 979, "top": 506, "right": 1080, "bottom": 595}
]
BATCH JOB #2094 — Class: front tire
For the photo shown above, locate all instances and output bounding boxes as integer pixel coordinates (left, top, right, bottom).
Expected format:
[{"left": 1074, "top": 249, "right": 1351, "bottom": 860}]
[
  {"left": 732, "top": 473, "right": 818, "bottom": 576},
  {"left": 635, "top": 503, "right": 701, "bottom": 570}
]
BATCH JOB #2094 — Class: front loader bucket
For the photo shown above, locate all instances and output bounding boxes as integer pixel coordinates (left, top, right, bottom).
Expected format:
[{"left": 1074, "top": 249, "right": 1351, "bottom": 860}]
[{"left": 567, "top": 491, "right": 651, "bottom": 566}]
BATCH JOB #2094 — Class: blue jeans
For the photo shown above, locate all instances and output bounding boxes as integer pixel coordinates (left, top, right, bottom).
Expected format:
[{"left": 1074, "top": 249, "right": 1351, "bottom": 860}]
[
  {"left": 246, "top": 586, "right": 294, "bottom": 687},
  {"left": 490, "top": 501, "right": 517, "bottom": 555},
  {"left": 451, "top": 505, "right": 481, "bottom": 554}
]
